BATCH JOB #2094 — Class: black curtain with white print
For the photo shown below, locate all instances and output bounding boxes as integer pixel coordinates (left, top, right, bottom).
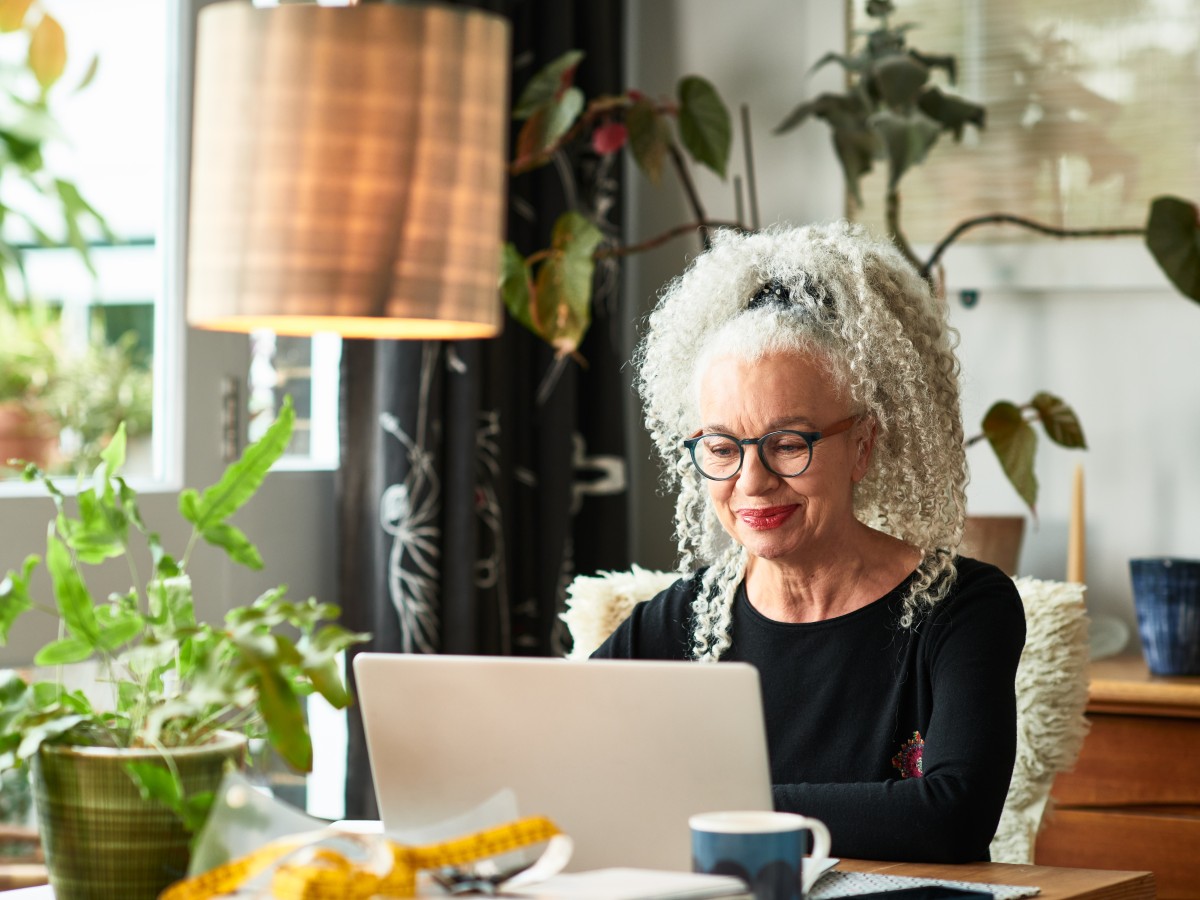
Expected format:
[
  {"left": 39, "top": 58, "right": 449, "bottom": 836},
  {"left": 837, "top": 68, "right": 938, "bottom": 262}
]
[{"left": 339, "top": 0, "right": 629, "bottom": 819}]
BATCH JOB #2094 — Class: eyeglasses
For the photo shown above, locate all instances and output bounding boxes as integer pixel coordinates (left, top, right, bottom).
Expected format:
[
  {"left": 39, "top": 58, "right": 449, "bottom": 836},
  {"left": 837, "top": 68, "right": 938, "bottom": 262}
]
[{"left": 683, "top": 416, "right": 858, "bottom": 481}]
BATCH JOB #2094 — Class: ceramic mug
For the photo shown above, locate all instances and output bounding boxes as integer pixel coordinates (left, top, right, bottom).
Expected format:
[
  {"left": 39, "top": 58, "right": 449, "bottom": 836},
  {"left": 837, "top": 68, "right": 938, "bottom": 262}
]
[{"left": 690, "top": 810, "right": 832, "bottom": 900}]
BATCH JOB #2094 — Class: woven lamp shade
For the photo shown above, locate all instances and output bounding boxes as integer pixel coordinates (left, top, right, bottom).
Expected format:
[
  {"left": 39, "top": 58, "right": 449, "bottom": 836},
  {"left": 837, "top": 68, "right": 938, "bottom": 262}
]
[{"left": 187, "top": 2, "right": 510, "bottom": 339}]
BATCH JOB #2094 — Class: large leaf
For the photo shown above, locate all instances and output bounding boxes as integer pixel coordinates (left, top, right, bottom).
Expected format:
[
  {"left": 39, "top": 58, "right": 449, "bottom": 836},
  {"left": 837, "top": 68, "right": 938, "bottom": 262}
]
[
  {"left": 916, "top": 86, "right": 985, "bottom": 140},
  {"left": 54, "top": 179, "right": 110, "bottom": 275},
  {"left": 200, "top": 523, "right": 263, "bottom": 571},
  {"left": 1146, "top": 196, "right": 1200, "bottom": 303},
  {"left": 514, "top": 88, "right": 584, "bottom": 163},
  {"left": 34, "top": 636, "right": 94, "bottom": 666},
  {"left": 1031, "top": 392, "right": 1087, "bottom": 449},
  {"left": 45, "top": 529, "right": 100, "bottom": 645},
  {"left": 0, "top": 670, "right": 28, "bottom": 735},
  {"left": 0, "top": 555, "right": 38, "bottom": 645},
  {"left": 179, "top": 396, "right": 293, "bottom": 533},
  {"left": 677, "top": 76, "right": 731, "bottom": 178},
  {"left": 299, "top": 624, "right": 368, "bottom": 710},
  {"left": 870, "top": 108, "right": 942, "bottom": 189},
  {"left": 100, "top": 422, "right": 127, "bottom": 481},
  {"left": 28, "top": 13, "right": 66, "bottom": 90},
  {"left": 627, "top": 99, "right": 671, "bottom": 184},
  {"left": 16, "top": 714, "right": 85, "bottom": 761},
  {"left": 126, "top": 761, "right": 210, "bottom": 833},
  {"left": 869, "top": 54, "right": 929, "bottom": 109},
  {"left": 775, "top": 93, "right": 875, "bottom": 205},
  {"left": 254, "top": 662, "right": 310, "bottom": 772},
  {"left": 500, "top": 243, "right": 537, "bottom": 336},
  {"left": 534, "top": 212, "right": 605, "bottom": 356},
  {"left": 513, "top": 49, "right": 585, "bottom": 120},
  {"left": 983, "top": 401, "right": 1039, "bottom": 513},
  {"left": 62, "top": 487, "right": 127, "bottom": 564},
  {"left": 0, "top": 0, "right": 34, "bottom": 32}
]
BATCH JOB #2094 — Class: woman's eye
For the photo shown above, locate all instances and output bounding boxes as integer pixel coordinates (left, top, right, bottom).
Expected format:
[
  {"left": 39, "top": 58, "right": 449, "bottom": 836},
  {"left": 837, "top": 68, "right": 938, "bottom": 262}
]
[
  {"left": 703, "top": 439, "right": 737, "bottom": 458},
  {"left": 769, "top": 436, "right": 808, "bottom": 456}
]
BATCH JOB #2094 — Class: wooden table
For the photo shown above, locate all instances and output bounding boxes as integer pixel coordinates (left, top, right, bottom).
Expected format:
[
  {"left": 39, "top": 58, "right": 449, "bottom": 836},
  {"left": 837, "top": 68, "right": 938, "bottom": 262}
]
[
  {"left": 840, "top": 859, "right": 1155, "bottom": 900},
  {"left": 1034, "top": 654, "right": 1200, "bottom": 899},
  {"left": 3, "top": 859, "right": 1157, "bottom": 899}
]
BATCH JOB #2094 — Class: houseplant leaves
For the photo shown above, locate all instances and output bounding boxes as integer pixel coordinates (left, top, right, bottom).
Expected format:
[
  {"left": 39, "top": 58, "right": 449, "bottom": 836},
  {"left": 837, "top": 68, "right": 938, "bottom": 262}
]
[{"left": 1146, "top": 196, "right": 1200, "bottom": 303}]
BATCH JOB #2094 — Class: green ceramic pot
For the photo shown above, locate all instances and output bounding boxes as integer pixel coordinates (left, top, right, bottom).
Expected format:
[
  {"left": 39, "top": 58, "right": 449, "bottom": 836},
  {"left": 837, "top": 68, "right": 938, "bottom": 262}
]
[{"left": 31, "top": 731, "right": 246, "bottom": 900}]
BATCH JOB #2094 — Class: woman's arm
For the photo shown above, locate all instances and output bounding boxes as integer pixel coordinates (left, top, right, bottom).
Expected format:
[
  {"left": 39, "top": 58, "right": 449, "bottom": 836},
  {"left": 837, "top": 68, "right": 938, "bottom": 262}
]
[{"left": 775, "top": 571, "right": 1026, "bottom": 862}]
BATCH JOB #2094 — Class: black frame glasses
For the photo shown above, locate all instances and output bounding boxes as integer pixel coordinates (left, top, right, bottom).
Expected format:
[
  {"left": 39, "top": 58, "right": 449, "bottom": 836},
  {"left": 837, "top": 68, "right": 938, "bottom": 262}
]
[{"left": 683, "top": 416, "right": 858, "bottom": 481}]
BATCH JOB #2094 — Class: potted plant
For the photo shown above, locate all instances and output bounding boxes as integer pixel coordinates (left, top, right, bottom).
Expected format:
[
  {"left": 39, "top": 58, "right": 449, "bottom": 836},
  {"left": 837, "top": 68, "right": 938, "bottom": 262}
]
[
  {"left": 0, "top": 396, "right": 366, "bottom": 900},
  {"left": 0, "top": 304, "right": 61, "bottom": 470}
]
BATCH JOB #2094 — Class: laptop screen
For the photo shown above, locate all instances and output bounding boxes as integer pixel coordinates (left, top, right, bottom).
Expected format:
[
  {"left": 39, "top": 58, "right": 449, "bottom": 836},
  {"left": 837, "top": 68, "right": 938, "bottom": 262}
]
[{"left": 353, "top": 653, "right": 774, "bottom": 871}]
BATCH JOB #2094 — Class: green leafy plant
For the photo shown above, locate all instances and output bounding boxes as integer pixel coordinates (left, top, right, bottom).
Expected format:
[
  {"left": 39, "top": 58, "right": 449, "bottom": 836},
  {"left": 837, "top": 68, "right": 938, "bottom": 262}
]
[
  {"left": 0, "top": 397, "right": 367, "bottom": 830},
  {"left": 502, "top": 8, "right": 1200, "bottom": 515},
  {"left": 0, "top": 0, "right": 146, "bottom": 477},
  {"left": 967, "top": 392, "right": 1087, "bottom": 515},
  {"left": 502, "top": 50, "right": 737, "bottom": 360},
  {"left": 0, "top": 0, "right": 110, "bottom": 301},
  {"left": 0, "top": 301, "right": 153, "bottom": 476},
  {"left": 771, "top": 0, "right": 1095, "bottom": 514},
  {"left": 774, "top": 0, "right": 984, "bottom": 270}
]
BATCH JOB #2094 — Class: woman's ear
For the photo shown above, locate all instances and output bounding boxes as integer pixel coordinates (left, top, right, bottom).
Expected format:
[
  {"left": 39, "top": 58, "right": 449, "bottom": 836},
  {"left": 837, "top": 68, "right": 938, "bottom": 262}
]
[{"left": 851, "top": 416, "right": 877, "bottom": 483}]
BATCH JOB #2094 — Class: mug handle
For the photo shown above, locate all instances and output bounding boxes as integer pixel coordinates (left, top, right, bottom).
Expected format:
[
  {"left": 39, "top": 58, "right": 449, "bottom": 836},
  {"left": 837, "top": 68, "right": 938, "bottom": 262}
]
[{"left": 793, "top": 816, "right": 832, "bottom": 895}]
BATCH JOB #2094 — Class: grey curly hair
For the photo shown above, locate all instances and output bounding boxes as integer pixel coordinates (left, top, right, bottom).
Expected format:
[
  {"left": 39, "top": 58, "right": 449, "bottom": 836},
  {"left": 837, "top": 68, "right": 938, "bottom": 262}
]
[{"left": 634, "top": 221, "right": 967, "bottom": 660}]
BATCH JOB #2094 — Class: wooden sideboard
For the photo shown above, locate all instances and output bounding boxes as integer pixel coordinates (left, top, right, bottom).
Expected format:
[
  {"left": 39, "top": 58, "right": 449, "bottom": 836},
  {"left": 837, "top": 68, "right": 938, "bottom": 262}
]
[{"left": 1035, "top": 653, "right": 1200, "bottom": 899}]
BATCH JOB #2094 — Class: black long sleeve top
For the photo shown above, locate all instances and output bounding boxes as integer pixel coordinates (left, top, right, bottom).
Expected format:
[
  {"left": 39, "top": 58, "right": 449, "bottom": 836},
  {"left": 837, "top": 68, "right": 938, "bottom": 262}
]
[{"left": 591, "top": 556, "right": 1026, "bottom": 863}]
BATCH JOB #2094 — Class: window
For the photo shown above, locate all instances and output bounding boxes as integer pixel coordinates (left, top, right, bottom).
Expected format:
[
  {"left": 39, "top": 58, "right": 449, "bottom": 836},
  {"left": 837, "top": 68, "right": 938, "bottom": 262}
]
[
  {"left": 0, "top": 0, "right": 164, "bottom": 480},
  {"left": 850, "top": 0, "right": 1200, "bottom": 244}
]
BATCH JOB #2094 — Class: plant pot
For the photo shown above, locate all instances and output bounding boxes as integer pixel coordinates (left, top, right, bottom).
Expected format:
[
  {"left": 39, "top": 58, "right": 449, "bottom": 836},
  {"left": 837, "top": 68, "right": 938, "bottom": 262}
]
[
  {"left": 0, "top": 402, "right": 57, "bottom": 470},
  {"left": 1129, "top": 558, "right": 1200, "bottom": 675},
  {"left": 962, "top": 515, "right": 1026, "bottom": 576},
  {"left": 31, "top": 732, "right": 246, "bottom": 900}
]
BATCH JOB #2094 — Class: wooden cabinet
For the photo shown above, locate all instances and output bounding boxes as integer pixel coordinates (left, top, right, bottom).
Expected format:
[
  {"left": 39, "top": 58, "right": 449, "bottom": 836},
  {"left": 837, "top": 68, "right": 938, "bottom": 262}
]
[{"left": 1035, "top": 654, "right": 1200, "bottom": 899}]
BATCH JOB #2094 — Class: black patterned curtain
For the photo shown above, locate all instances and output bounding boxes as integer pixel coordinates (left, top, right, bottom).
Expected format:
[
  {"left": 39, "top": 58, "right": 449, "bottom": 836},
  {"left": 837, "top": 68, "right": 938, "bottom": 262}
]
[{"left": 339, "top": 0, "right": 628, "bottom": 819}]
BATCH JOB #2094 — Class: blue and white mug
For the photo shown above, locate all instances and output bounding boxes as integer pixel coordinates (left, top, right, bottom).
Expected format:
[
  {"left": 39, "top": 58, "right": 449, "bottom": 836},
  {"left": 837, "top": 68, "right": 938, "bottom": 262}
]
[{"left": 690, "top": 810, "right": 832, "bottom": 900}]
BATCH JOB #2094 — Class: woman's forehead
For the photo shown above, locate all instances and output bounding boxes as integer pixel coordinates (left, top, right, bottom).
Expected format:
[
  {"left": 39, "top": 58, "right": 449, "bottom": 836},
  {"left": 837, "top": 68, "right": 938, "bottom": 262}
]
[{"left": 696, "top": 350, "right": 851, "bottom": 420}]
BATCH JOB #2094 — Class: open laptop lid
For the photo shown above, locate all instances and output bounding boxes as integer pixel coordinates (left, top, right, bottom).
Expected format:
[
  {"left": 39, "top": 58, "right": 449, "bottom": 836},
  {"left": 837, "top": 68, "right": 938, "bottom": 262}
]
[{"left": 352, "top": 653, "right": 774, "bottom": 872}]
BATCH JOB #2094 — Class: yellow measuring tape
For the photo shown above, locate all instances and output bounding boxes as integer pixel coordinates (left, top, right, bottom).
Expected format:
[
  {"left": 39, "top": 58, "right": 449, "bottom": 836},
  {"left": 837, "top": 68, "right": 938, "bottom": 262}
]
[{"left": 159, "top": 815, "right": 562, "bottom": 900}]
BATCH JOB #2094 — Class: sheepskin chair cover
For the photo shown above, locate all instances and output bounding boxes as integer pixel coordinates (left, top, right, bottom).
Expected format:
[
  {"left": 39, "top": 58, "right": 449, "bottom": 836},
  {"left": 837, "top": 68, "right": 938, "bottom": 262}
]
[
  {"left": 990, "top": 576, "right": 1091, "bottom": 863},
  {"left": 561, "top": 566, "right": 679, "bottom": 658},
  {"left": 560, "top": 568, "right": 1091, "bottom": 864}
]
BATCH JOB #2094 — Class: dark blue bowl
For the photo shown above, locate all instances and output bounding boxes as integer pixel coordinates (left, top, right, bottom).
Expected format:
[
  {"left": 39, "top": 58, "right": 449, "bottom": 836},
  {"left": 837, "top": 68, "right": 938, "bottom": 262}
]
[{"left": 1130, "top": 558, "right": 1200, "bottom": 676}]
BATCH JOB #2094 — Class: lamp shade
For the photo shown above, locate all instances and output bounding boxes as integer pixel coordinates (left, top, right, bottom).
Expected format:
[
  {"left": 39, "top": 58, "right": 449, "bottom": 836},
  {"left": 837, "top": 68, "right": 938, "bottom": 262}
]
[{"left": 187, "top": 1, "right": 511, "bottom": 339}]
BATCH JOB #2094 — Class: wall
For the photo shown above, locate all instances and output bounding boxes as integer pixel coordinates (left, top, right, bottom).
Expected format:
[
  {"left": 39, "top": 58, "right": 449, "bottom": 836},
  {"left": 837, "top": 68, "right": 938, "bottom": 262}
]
[{"left": 622, "top": 0, "right": 1200, "bottom": 641}]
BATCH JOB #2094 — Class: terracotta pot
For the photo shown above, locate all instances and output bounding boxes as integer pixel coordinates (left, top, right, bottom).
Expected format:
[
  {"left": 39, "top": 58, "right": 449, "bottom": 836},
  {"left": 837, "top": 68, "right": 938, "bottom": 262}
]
[
  {"left": 961, "top": 515, "right": 1026, "bottom": 576},
  {"left": 0, "top": 402, "right": 58, "bottom": 470},
  {"left": 32, "top": 732, "right": 246, "bottom": 900}
]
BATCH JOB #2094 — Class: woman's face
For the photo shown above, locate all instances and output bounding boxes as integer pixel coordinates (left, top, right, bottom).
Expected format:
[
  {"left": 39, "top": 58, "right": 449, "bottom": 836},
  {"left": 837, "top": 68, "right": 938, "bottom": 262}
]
[{"left": 695, "top": 350, "right": 872, "bottom": 566}]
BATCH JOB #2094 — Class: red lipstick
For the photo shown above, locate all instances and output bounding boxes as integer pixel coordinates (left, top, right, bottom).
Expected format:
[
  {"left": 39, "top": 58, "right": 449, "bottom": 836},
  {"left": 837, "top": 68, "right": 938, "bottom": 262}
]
[{"left": 737, "top": 505, "right": 797, "bottom": 530}]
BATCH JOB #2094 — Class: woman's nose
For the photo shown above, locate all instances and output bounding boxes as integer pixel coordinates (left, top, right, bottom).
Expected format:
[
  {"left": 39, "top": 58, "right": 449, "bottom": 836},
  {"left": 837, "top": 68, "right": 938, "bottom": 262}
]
[{"left": 736, "top": 446, "right": 778, "bottom": 494}]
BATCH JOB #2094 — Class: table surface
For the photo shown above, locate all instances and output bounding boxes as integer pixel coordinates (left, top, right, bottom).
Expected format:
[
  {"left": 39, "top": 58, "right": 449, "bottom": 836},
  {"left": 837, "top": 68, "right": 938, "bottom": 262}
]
[
  {"left": 1084, "top": 653, "right": 1200, "bottom": 718},
  {"left": 839, "top": 859, "right": 1155, "bottom": 900},
  {"left": 2, "top": 860, "right": 1156, "bottom": 900}
]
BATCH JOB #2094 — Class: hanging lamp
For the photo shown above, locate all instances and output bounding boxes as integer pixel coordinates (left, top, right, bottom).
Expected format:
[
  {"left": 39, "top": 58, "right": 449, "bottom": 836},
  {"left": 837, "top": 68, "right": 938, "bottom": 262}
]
[{"left": 186, "top": 0, "right": 511, "bottom": 339}]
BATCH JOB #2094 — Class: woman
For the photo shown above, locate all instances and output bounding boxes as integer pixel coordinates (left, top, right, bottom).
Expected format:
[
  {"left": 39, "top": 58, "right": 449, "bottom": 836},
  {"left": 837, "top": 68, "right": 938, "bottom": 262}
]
[{"left": 593, "top": 222, "right": 1026, "bottom": 863}]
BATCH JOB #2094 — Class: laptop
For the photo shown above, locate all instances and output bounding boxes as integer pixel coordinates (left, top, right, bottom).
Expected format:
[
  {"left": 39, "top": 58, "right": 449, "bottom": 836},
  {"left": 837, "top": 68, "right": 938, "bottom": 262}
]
[{"left": 352, "top": 653, "right": 774, "bottom": 872}]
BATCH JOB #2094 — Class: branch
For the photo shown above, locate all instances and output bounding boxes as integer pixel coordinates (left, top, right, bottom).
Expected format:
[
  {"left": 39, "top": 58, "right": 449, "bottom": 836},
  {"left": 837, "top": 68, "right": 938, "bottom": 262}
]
[
  {"left": 595, "top": 220, "right": 748, "bottom": 259},
  {"left": 886, "top": 187, "right": 922, "bottom": 273},
  {"left": 921, "top": 214, "right": 1144, "bottom": 278},
  {"left": 668, "top": 142, "right": 711, "bottom": 249}
]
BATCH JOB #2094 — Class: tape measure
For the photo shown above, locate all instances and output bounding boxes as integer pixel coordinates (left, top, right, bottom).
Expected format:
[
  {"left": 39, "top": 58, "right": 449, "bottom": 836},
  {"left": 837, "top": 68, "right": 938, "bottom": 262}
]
[{"left": 158, "top": 815, "right": 563, "bottom": 900}]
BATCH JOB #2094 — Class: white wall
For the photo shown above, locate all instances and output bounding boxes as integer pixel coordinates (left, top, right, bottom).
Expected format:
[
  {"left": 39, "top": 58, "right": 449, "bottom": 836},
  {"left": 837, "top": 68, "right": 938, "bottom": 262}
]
[{"left": 623, "top": 0, "right": 1196, "bottom": 641}]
